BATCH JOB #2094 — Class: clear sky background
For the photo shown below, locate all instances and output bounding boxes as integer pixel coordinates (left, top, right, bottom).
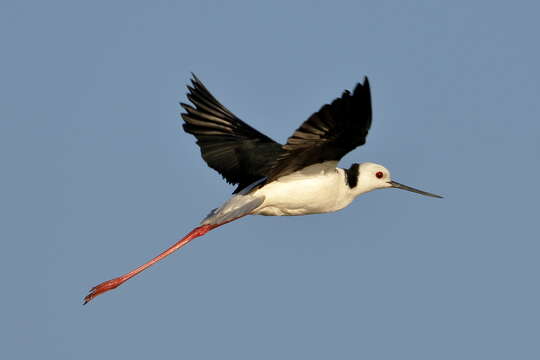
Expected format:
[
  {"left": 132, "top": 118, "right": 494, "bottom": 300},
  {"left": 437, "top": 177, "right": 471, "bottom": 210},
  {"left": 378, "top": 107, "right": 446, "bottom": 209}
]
[{"left": 2, "top": 1, "right": 539, "bottom": 359}]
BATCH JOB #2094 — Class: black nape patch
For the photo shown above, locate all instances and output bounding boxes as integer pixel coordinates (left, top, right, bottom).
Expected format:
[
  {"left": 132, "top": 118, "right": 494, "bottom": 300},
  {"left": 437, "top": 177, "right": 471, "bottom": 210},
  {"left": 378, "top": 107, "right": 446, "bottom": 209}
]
[{"left": 345, "top": 163, "right": 360, "bottom": 188}]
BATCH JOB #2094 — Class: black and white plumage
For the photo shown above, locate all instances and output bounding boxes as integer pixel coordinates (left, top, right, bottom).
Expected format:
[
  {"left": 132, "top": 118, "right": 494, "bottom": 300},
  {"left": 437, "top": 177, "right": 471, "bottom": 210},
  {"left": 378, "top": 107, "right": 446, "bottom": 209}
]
[
  {"left": 181, "top": 74, "right": 372, "bottom": 193},
  {"left": 84, "top": 74, "right": 442, "bottom": 304}
]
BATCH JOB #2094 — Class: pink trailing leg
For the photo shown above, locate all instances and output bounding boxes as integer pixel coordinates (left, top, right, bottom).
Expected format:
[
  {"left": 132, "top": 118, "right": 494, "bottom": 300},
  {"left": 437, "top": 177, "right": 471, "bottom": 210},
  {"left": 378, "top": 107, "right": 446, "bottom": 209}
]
[{"left": 84, "top": 222, "right": 228, "bottom": 304}]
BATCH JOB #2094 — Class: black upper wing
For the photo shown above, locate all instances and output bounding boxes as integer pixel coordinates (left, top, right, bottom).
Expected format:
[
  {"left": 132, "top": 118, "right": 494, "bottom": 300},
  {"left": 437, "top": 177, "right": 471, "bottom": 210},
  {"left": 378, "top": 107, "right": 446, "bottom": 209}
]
[
  {"left": 265, "top": 77, "right": 372, "bottom": 182},
  {"left": 181, "top": 75, "right": 284, "bottom": 192},
  {"left": 181, "top": 75, "right": 372, "bottom": 192}
]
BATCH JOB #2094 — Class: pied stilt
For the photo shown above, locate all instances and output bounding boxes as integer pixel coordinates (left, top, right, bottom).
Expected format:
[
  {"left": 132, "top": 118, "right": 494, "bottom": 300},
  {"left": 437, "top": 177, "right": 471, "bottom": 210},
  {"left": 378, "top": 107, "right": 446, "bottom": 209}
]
[{"left": 84, "top": 74, "right": 442, "bottom": 304}]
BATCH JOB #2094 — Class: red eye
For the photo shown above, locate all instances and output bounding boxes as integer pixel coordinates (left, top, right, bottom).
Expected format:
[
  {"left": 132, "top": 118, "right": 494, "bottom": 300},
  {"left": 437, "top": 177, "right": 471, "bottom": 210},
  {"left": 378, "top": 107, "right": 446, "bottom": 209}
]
[{"left": 375, "top": 171, "right": 384, "bottom": 179}]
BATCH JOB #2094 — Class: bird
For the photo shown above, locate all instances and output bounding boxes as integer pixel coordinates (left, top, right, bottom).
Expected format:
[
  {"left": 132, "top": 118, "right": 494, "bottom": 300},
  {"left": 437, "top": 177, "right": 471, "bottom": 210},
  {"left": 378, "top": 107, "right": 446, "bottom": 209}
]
[{"left": 83, "top": 74, "right": 442, "bottom": 304}]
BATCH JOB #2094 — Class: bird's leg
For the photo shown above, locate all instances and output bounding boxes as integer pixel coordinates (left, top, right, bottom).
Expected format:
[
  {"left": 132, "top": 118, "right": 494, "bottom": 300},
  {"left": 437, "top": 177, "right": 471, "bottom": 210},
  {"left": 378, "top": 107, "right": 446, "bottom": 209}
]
[{"left": 83, "top": 220, "right": 233, "bottom": 305}]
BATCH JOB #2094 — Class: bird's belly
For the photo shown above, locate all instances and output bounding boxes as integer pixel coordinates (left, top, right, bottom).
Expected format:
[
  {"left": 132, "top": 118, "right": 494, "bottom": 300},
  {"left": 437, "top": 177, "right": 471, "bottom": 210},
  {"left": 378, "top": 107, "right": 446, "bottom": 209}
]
[
  {"left": 256, "top": 206, "right": 327, "bottom": 216},
  {"left": 253, "top": 175, "right": 350, "bottom": 216}
]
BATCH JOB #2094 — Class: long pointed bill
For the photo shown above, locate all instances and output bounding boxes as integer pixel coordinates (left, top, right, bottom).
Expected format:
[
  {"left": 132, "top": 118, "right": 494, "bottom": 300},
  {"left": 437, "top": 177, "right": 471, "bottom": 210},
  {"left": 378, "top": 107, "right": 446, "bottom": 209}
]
[{"left": 388, "top": 181, "right": 443, "bottom": 198}]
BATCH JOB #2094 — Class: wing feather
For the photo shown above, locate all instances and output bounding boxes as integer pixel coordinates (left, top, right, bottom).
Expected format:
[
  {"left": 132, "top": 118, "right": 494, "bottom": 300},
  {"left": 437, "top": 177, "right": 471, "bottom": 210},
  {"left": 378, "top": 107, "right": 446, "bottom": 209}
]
[
  {"left": 181, "top": 75, "right": 372, "bottom": 192},
  {"left": 181, "top": 75, "right": 283, "bottom": 193},
  {"left": 266, "top": 77, "right": 372, "bottom": 182}
]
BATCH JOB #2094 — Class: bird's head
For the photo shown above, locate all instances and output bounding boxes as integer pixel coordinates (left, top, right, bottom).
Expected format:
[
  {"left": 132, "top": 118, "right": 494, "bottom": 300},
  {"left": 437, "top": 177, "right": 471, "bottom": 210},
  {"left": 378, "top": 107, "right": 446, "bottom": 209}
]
[{"left": 352, "top": 162, "right": 443, "bottom": 198}]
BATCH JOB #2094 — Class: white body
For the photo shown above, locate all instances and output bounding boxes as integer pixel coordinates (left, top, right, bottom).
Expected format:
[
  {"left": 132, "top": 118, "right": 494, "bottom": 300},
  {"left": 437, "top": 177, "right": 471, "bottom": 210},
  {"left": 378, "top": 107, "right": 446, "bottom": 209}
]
[
  {"left": 253, "top": 163, "right": 355, "bottom": 216},
  {"left": 201, "top": 162, "right": 390, "bottom": 225}
]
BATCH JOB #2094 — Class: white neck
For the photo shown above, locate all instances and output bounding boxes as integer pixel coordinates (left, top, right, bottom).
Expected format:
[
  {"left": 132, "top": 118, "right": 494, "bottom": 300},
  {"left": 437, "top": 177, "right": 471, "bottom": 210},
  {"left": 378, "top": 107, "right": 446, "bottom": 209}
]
[{"left": 338, "top": 167, "right": 379, "bottom": 203}]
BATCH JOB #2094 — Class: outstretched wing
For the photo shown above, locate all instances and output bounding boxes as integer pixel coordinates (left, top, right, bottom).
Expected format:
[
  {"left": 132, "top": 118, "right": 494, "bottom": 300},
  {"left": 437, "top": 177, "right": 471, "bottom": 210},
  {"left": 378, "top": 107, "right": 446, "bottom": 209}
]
[
  {"left": 265, "top": 77, "right": 372, "bottom": 182},
  {"left": 181, "top": 75, "right": 284, "bottom": 192}
]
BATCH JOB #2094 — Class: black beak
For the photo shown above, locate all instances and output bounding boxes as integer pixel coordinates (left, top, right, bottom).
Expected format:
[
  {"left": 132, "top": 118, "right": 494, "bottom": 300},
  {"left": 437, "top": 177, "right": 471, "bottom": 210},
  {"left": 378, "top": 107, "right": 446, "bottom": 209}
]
[{"left": 388, "top": 181, "right": 443, "bottom": 198}]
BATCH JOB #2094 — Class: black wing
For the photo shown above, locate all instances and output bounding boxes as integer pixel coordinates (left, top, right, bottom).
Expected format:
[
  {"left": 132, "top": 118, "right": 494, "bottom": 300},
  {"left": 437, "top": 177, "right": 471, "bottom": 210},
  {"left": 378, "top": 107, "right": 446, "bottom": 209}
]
[
  {"left": 265, "top": 77, "right": 372, "bottom": 182},
  {"left": 181, "top": 75, "right": 284, "bottom": 193}
]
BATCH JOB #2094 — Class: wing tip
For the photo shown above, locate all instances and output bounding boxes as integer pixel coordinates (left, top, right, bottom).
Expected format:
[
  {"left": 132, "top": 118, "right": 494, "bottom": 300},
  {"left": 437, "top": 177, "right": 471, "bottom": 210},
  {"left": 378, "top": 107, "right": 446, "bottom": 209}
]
[
  {"left": 351, "top": 75, "right": 372, "bottom": 103},
  {"left": 362, "top": 76, "right": 370, "bottom": 88},
  {"left": 190, "top": 72, "right": 200, "bottom": 83}
]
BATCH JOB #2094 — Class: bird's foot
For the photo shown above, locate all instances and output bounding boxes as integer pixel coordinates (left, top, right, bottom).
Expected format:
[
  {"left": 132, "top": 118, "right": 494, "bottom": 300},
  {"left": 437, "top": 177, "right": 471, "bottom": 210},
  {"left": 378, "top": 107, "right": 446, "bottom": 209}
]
[{"left": 83, "top": 276, "right": 125, "bottom": 305}]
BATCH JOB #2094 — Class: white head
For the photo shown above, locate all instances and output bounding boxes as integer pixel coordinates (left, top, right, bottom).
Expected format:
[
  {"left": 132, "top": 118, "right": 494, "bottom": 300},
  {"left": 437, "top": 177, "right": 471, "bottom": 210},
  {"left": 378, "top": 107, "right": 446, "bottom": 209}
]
[{"left": 349, "top": 162, "right": 443, "bottom": 198}]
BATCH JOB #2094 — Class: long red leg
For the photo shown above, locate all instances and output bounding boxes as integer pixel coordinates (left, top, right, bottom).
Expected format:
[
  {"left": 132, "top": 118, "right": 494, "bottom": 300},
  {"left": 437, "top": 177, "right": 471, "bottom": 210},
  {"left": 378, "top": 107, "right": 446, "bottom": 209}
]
[{"left": 83, "top": 222, "right": 227, "bottom": 304}]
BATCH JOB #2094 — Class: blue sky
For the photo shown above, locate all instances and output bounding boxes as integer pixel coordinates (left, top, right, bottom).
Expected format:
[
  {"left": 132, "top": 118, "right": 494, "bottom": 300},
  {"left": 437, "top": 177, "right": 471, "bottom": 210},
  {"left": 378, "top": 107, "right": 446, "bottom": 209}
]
[{"left": 2, "top": 1, "right": 539, "bottom": 359}]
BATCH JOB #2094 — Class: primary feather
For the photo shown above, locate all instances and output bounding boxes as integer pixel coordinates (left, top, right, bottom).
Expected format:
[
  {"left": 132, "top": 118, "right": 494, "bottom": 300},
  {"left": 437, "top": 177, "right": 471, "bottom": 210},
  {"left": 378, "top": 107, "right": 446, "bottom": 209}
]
[{"left": 181, "top": 75, "right": 372, "bottom": 193}]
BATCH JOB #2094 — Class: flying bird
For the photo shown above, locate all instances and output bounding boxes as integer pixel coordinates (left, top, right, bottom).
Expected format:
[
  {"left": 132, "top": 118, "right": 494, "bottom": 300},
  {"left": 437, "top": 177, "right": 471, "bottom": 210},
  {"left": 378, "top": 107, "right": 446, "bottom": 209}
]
[{"left": 84, "top": 74, "right": 442, "bottom": 304}]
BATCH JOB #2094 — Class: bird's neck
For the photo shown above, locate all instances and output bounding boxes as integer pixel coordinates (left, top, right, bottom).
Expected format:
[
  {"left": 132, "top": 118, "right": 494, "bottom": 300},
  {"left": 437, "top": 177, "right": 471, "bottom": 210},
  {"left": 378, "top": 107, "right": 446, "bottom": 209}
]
[{"left": 339, "top": 165, "right": 377, "bottom": 200}]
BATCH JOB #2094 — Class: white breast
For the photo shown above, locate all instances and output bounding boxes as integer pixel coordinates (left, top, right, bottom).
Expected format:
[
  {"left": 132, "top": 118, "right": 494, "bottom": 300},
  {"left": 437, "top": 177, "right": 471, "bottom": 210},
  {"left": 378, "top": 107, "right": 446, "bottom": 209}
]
[{"left": 252, "top": 163, "right": 354, "bottom": 216}]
